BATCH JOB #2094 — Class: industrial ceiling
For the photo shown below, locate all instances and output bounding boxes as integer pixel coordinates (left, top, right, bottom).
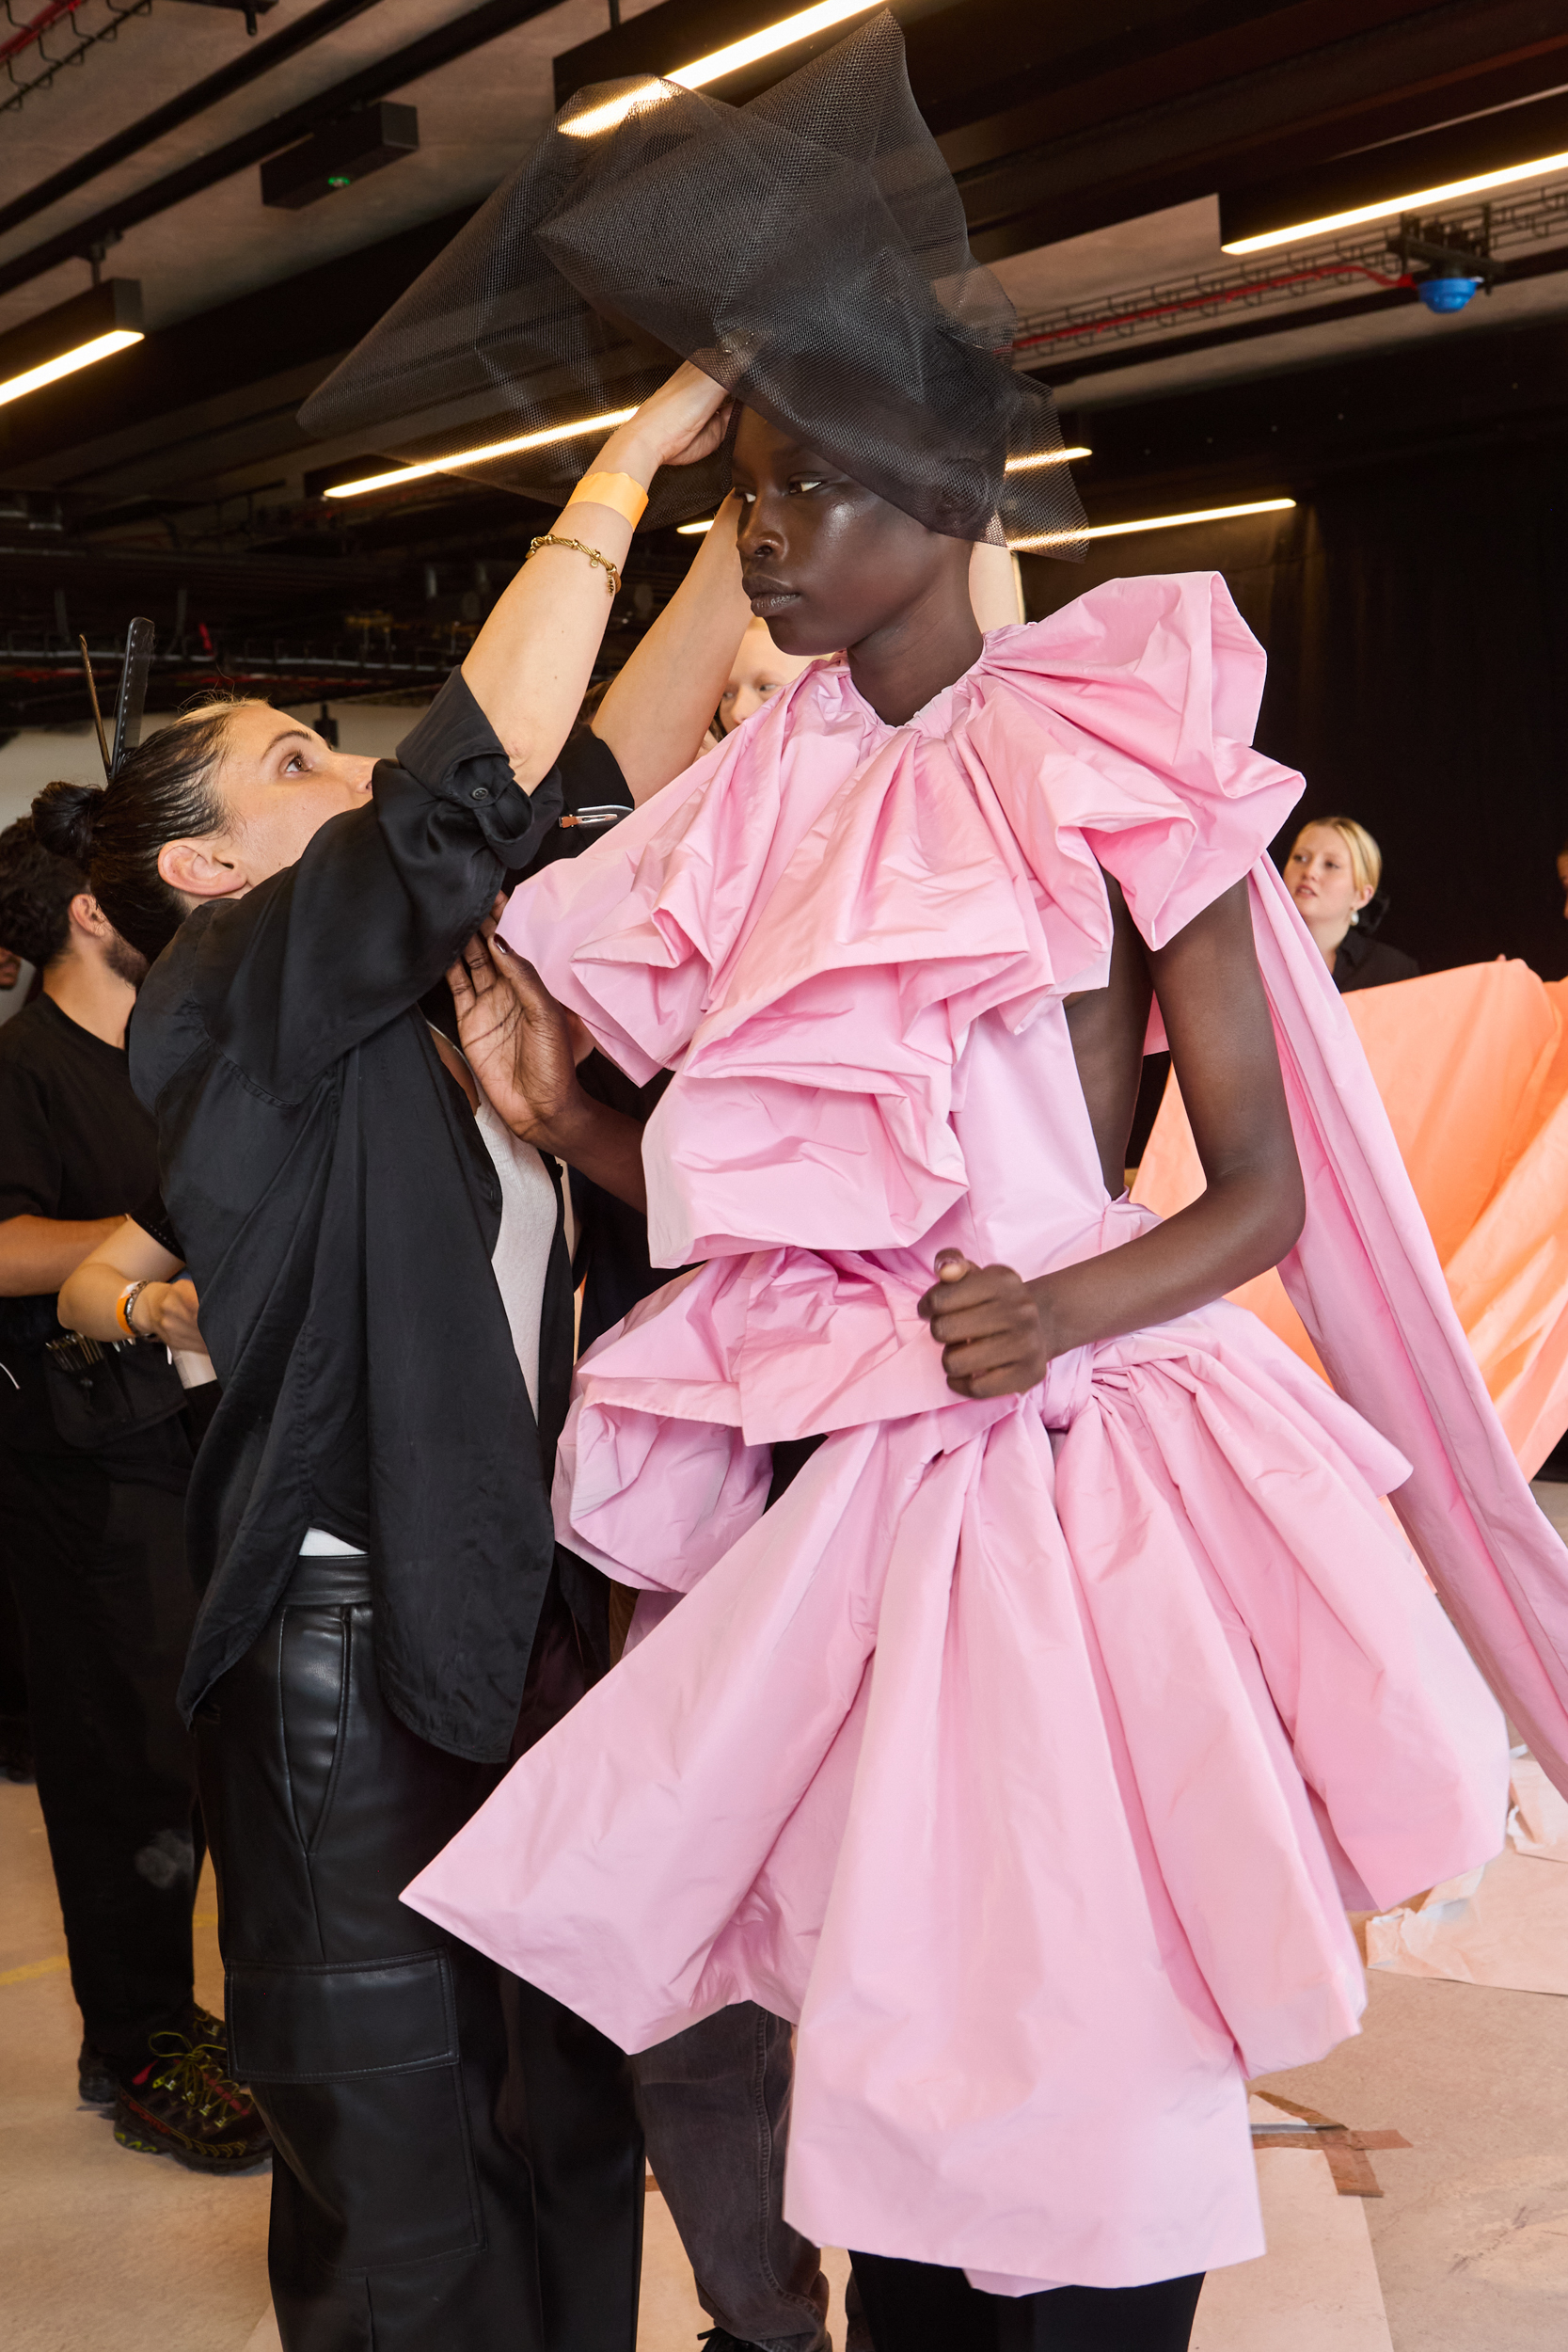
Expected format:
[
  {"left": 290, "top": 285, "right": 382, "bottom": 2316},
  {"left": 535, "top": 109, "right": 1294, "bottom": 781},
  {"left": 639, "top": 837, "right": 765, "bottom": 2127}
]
[{"left": 2, "top": 0, "right": 1566, "bottom": 724}]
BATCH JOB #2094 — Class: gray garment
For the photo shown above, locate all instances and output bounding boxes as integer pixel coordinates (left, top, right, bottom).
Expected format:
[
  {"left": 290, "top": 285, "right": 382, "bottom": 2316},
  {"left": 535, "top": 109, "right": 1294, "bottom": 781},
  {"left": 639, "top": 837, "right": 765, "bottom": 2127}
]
[{"left": 634, "top": 2004, "right": 832, "bottom": 2352}]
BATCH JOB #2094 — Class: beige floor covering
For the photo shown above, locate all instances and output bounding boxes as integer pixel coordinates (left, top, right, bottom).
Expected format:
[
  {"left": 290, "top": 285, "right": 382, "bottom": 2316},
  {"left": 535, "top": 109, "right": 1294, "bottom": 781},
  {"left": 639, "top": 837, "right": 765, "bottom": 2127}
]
[{"left": 7, "top": 1492, "right": 1568, "bottom": 2352}]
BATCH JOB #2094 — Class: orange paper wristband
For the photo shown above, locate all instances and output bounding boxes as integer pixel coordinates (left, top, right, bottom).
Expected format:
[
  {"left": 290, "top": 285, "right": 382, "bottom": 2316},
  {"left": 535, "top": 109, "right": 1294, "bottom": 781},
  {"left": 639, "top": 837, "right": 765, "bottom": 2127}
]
[{"left": 568, "top": 470, "right": 649, "bottom": 528}]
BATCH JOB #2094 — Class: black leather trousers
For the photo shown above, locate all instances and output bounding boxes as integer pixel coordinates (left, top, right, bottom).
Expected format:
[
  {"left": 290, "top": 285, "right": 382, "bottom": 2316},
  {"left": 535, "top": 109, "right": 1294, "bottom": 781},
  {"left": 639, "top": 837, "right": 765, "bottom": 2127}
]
[{"left": 195, "top": 1556, "right": 643, "bottom": 2352}]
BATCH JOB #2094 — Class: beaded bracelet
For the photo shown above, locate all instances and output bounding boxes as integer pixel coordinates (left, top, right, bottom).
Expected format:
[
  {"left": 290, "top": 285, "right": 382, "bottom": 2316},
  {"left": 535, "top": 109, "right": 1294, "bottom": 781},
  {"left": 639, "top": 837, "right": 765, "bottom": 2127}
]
[{"left": 526, "top": 532, "right": 622, "bottom": 597}]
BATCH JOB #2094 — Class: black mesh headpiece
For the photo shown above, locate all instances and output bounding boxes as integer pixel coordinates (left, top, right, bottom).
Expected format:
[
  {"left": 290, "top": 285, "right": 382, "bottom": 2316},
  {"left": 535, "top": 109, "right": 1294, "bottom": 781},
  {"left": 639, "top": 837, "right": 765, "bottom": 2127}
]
[{"left": 299, "top": 11, "right": 1085, "bottom": 554}]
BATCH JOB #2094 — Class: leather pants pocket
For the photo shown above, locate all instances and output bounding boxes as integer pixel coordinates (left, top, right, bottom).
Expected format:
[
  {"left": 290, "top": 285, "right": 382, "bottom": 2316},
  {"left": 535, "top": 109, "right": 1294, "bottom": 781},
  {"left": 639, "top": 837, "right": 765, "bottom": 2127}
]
[
  {"left": 229, "top": 1950, "right": 482, "bottom": 2271},
  {"left": 279, "top": 1604, "right": 352, "bottom": 1853}
]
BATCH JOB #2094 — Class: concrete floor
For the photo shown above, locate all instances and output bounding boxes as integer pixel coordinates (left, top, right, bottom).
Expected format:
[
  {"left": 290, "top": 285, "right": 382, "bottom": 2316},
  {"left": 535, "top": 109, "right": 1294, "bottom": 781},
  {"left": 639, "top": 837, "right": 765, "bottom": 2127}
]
[{"left": 6, "top": 1504, "right": 1568, "bottom": 2352}]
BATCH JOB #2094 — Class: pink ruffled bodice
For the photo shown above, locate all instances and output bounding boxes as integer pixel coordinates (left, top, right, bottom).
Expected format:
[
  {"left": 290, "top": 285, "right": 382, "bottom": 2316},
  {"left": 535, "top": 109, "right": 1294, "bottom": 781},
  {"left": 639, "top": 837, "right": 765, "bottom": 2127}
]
[
  {"left": 508, "top": 573, "right": 1300, "bottom": 1270},
  {"left": 405, "top": 575, "right": 1568, "bottom": 2290}
]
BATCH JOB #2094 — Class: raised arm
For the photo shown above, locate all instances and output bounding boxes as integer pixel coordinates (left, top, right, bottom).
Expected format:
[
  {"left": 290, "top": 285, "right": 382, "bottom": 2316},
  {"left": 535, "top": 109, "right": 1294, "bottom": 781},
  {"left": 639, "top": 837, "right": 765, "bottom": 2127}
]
[
  {"left": 923, "top": 882, "right": 1306, "bottom": 1395},
  {"left": 462, "top": 366, "right": 734, "bottom": 786},
  {"left": 158, "top": 369, "right": 733, "bottom": 1106},
  {"left": 591, "top": 497, "right": 751, "bottom": 803}
]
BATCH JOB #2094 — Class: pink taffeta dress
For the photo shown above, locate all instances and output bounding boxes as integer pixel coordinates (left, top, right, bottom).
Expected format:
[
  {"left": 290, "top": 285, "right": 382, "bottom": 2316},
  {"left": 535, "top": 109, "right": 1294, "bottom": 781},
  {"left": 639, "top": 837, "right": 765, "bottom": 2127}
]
[{"left": 405, "top": 575, "right": 1568, "bottom": 2292}]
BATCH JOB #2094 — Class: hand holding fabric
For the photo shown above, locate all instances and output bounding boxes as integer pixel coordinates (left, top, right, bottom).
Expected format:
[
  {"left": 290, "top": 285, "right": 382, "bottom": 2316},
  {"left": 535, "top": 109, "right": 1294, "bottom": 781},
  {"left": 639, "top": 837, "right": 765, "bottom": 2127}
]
[
  {"left": 448, "top": 908, "right": 648, "bottom": 1211},
  {"left": 448, "top": 910, "right": 579, "bottom": 1145}
]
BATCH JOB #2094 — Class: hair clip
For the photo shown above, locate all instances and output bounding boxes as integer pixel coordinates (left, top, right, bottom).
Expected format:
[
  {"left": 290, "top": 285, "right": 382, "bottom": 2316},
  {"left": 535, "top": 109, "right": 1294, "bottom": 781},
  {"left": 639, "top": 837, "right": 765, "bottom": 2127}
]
[{"left": 78, "top": 616, "right": 155, "bottom": 782}]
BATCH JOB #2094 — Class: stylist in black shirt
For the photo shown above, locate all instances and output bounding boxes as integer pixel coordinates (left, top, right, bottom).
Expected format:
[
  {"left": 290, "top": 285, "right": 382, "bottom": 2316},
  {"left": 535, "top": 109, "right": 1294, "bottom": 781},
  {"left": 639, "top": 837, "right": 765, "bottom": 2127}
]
[
  {"left": 33, "top": 366, "right": 748, "bottom": 2352},
  {"left": 0, "top": 818, "right": 268, "bottom": 2169}
]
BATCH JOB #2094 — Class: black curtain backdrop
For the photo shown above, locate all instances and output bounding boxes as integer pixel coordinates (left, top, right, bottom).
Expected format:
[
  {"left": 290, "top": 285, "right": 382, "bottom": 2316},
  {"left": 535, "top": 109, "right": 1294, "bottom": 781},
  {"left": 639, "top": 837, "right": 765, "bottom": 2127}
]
[{"left": 1022, "top": 431, "right": 1568, "bottom": 983}]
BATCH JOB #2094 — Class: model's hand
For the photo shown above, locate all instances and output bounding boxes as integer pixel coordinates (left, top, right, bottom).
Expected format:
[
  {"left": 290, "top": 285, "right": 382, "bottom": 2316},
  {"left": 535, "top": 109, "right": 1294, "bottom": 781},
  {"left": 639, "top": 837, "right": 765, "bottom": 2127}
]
[
  {"left": 448, "top": 912, "right": 581, "bottom": 1147},
  {"left": 132, "top": 1278, "right": 204, "bottom": 1354},
  {"left": 918, "top": 1251, "right": 1052, "bottom": 1398},
  {"left": 603, "top": 361, "right": 733, "bottom": 485}
]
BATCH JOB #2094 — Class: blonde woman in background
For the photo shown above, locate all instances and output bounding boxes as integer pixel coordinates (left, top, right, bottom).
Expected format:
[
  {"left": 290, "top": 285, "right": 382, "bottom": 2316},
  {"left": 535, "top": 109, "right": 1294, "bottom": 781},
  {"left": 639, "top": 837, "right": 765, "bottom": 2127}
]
[{"left": 1284, "top": 815, "right": 1418, "bottom": 993}]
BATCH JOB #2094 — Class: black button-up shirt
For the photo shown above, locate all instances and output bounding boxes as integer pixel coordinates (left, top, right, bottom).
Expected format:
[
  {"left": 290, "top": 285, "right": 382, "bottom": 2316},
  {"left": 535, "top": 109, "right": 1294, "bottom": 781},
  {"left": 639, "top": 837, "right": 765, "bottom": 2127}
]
[{"left": 129, "top": 673, "right": 630, "bottom": 1761}]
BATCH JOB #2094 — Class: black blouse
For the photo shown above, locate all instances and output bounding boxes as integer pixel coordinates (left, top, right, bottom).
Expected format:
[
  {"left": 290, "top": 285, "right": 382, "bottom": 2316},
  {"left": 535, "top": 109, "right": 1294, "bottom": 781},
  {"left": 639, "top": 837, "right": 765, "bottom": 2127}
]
[
  {"left": 129, "top": 673, "right": 630, "bottom": 1762},
  {"left": 1332, "top": 927, "right": 1419, "bottom": 993}
]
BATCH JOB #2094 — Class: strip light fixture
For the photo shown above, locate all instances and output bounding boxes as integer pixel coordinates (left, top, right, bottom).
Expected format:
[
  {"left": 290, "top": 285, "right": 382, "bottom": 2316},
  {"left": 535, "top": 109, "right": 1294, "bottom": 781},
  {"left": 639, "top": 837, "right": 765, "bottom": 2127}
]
[
  {"left": 1011, "top": 497, "right": 1294, "bottom": 550},
  {"left": 564, "top": 0, "right": 880, "bottom": 138},
  {"left": 0, "top": 278, "right": 144, "bottom": 412},
  {"left": 323, "top": 405, "right": 638, "bottom": 499},
  {"left": 1222, "top": 151, "right": 1568, "bottom": 255},
  {"left": 0, "top": 326, "right": 142, "bottom": 409},
  {"left": 1006, "top": 445, "right": 1092, "bottom": 471}
]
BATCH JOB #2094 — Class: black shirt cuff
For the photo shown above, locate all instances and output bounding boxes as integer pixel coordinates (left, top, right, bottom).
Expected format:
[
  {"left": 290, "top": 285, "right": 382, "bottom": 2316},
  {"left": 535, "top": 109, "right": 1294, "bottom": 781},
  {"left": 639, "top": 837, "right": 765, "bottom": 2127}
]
[{"left": 395, "top": 669, "right": 565, "bottom": 872}]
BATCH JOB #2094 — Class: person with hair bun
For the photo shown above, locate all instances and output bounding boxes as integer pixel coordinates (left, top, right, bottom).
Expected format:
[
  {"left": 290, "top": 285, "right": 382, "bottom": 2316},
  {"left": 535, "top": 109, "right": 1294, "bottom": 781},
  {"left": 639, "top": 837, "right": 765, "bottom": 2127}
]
[
  {"left": 64, "top": 364, "right": 752, "bottom": 2352},
  {"left": 0, "top": 813, "right": 269, "bottom": 2172},
  {"left": 1283, "top": 817, "right": 1418, "bottom": 993}
]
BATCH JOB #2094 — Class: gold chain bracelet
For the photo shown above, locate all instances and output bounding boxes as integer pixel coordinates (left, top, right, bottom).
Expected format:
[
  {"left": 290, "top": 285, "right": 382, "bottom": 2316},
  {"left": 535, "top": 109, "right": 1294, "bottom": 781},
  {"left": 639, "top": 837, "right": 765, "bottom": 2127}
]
[{"left": 526, "top": 532, "right": 622, "bottom": 597}]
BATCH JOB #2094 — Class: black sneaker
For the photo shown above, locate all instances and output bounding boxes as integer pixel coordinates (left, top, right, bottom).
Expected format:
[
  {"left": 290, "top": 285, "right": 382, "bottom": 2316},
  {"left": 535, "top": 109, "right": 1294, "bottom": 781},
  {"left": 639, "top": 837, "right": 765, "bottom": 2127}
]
[
  {"left": 113, "top": 2026, "right": 272, "bottom": 2173},
  {"left": 79, "top": 2003, "right": 230, "bottom": 2110}
]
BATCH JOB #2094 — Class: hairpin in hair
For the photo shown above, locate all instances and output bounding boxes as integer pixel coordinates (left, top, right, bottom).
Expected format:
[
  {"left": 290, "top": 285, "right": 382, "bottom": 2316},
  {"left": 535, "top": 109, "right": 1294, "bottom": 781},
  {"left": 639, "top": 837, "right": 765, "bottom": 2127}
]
[
  {"left": 78, "top": 636, "right": 111, "bottom": 780},
  {"left": 78, "top": 616, "right": 155, "bottom": 783}
]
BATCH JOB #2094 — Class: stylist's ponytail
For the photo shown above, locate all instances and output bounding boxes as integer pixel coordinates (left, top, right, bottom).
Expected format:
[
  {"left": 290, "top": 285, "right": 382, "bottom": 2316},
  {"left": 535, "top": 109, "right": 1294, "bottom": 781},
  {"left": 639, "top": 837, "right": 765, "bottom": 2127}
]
[{"left": 29, "top": 698, "right": 243, "bottom": 963}]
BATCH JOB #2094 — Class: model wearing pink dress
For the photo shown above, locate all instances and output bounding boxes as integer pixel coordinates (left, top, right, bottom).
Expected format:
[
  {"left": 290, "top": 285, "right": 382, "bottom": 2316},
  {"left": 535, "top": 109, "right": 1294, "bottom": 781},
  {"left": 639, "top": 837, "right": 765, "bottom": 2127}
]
[{"left": 406, "top": 575, "right": 1568, "bottom": 2291}]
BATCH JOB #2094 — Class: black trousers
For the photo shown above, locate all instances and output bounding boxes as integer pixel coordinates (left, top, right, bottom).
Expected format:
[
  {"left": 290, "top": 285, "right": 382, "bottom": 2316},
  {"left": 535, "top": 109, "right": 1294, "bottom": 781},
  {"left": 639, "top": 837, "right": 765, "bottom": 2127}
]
[
  {"left": 196, "top": 1555, "right": 643, "bottom": 2352},
  {"left": 0, "top": 1444, "right": 200, "bottom": 2060},
  {"left": 848, "top": 2256, "right": 1204, "bottom": 2352}
]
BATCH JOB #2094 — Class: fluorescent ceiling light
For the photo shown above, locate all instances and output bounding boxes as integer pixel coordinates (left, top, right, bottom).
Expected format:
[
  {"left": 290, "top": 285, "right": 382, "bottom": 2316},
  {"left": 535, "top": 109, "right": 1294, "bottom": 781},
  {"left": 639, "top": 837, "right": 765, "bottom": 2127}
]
[
  {"left": 0, "top": 327, "right": 142, "bottom": 410},
  {"left": 564, "top": 0, "right": 879, "bottom": 137},
  {"left": 1222, "top": 151, "right": 1568, "bottom": 254},
  {"left": 1006, "top": 446, "right": 1091, "bottom": 471},
  {"left": 676, "top": 518, "right": 714, "bottom": 534},
  {"left": 324, "top": 406, "right": 638, "bottom": 499},
  {"left": 1011, "top": 497, "right": 1294, "bottom": 550}
]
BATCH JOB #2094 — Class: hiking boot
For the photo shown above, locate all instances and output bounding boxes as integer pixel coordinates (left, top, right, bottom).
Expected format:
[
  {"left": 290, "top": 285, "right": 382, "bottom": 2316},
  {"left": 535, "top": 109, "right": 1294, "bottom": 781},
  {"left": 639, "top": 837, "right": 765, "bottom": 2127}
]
[
  {"left": 113, "top": 2026, "right": 271, "bottom": 2172},
  {"left": 80, "top": 2002, "right": 230, "bottom": 2110}
]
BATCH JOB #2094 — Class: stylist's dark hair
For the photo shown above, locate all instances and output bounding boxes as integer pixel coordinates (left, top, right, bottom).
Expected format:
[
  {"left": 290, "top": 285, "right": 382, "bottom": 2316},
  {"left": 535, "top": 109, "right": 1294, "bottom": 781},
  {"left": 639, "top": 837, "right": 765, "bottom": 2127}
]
[
  {"left": 0, "top": 815, "right": 85, "bottom": 969},
  {"left": 31, "top": 697, "right": 246, "bottom": 962}
]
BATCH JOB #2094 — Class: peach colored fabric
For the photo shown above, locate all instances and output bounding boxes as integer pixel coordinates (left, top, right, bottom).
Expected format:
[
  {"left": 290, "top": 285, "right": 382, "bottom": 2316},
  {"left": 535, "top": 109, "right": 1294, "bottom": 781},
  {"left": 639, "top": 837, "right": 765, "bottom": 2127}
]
[{"left": 1133, "top": 961, "right": 1568, "bottom": 1474}]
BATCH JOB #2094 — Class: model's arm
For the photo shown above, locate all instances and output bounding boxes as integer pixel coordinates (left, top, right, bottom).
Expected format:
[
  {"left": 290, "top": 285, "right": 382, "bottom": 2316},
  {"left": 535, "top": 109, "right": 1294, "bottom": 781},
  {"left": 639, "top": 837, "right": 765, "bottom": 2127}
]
[
  {"left": 0, "top": 1214, "right": 122, "bottom": 1296},
  {"left": 922, "top": 881, "right": 1305, "bottom": 1395},
  {"left": 56, "top": 1217, "right": 202, "bottom": 1350},
  {"left": 593, "top": 497, "right": 750, "bottom": 803}
]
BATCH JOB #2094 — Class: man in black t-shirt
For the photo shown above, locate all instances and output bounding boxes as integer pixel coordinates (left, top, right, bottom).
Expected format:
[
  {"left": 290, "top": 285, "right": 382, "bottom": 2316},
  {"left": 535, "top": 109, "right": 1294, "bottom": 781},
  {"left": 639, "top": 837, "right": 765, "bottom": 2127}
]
[{"left": 0, "top": 818, "right": 268, "bottom": 2173}]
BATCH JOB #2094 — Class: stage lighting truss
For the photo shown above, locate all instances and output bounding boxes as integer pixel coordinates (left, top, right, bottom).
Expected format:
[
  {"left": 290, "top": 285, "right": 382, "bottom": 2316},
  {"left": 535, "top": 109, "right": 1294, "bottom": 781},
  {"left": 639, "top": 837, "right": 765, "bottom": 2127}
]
[{"left": 1010, "top": 178, "right": 1568, "bottom": 373}]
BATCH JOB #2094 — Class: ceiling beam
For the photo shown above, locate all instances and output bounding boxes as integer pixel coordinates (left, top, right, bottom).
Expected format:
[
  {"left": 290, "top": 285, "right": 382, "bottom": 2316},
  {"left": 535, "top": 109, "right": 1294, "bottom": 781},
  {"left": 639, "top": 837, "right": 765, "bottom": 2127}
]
[
  {"left": 0, "top": 0, "right": 561, "bottom": 305},
  {"left": 957, "top": 1, "right": 1568, "bottom": 259},
  {"left": 0, "top": 0, "right": 393, "bottom": 245},
  {"left": 0, "top": 205, "right": 477, "bottom": 483}
]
